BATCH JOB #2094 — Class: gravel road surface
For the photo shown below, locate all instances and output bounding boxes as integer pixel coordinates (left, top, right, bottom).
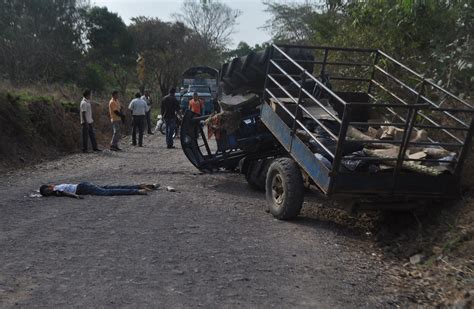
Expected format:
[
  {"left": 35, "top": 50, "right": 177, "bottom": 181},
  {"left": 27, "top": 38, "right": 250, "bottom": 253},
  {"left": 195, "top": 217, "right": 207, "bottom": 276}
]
[{"left": 0, "top": 134, "right": 400, "bottom": 308}]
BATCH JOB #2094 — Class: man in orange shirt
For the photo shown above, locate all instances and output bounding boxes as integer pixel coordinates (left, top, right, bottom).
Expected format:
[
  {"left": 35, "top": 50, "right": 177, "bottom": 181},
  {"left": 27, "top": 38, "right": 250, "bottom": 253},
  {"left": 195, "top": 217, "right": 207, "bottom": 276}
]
[
  {"left": 108, "top": 90, "right": 125, "bottom": 151},
  {"left": 188, "top": 92, "right": 204, "bottom": 115}
]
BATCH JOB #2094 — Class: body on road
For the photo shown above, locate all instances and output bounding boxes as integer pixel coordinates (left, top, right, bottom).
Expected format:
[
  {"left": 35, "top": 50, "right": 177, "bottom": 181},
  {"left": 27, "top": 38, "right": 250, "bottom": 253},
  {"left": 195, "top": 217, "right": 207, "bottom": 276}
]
[{"left": 39, "top": 182, "right": 158, "bottom": 198}]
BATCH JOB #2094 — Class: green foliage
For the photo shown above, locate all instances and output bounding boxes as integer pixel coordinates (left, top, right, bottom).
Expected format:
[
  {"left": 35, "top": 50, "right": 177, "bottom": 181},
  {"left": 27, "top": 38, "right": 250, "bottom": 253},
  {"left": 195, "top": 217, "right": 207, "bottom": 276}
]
[
  {"left": 0, "top": 0, "right": 252, "bottom": 96},
  {"left": 15, "top": 92, "right": 54, "bottom": 105},
  {"left": 60, "top": 101, "right": 79, "bottom": 113},
  {"left": 78, "top": 63, "right": 108, "bottom": 92},
  {"left": 82, "top": 6, "right": 135, "bottom": 95},
  {"left": 263, "top": 0, "right": 473, "bottom": 97},
  {"left": 263, "top": 0, "right": 321, "bottom": 42},
  {"left": 84, "top": 6, "right": 133, "bottom": 63},
  {"left": 128, "top": 17, "right": 202, "bottom": 94},
  {"left": 0, "top": 0, "right": 86, "bottom": 83}
]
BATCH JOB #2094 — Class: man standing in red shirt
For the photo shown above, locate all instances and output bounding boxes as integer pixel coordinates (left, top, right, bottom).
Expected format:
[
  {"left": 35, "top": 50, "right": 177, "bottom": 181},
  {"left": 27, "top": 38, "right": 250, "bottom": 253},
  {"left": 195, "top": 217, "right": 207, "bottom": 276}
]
[{"left": 188, "top": 92, "right": 204, "bottom": 116}]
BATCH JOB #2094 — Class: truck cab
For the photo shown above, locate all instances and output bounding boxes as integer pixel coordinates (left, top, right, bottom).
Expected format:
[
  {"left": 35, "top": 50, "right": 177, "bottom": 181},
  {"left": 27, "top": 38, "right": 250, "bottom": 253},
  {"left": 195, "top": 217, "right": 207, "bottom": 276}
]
[
  {"left": 181, "top": 66, "right": 219, "bottom": 115},
  {"left": 180, "top": 85, "right": 215, "bottom": 115}
]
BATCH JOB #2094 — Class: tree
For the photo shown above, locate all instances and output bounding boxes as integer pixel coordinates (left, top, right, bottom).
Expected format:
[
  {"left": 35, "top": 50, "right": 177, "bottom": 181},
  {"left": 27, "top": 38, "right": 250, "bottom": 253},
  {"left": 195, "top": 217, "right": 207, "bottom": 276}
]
[
  {"left": 83, "top": 6, "right": 135, "bottom": 94},
  {"left": 0, "top": 0, "right": 87, "bottom": 83},
  {"left": 128, "top": 17, "right": 198, "bottom": 94},
  {"left": 262, "top": 0, "right": 473, "bottom": 97},
  {"left": 173, "top": 0, "right": 242, "bottom": 52},
  {"left": 84, "top": 6, "right": 133, "bottom": 61},
  {"left": 263, "top": 0, "right": 320, "bottom": 43},
  {"left": 342, "top": 0, "right": 473, "bottom": 95}
]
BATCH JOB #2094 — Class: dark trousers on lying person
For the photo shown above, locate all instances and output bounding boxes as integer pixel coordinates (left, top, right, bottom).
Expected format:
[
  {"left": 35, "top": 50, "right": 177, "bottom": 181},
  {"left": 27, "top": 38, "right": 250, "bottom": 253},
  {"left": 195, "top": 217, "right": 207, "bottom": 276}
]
[
  {"left": 76, "top": 182, "right": 142, "bottom": 196},
  {"left": 132, "top": 115, "right": 145, "bottom": 146}
]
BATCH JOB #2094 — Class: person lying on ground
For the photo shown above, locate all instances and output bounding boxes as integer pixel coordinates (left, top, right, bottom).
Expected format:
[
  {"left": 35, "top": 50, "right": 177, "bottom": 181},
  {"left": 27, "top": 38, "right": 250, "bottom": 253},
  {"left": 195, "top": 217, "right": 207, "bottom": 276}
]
[{"left": 39, "top": 182, "right": 159, "bottom": 199}]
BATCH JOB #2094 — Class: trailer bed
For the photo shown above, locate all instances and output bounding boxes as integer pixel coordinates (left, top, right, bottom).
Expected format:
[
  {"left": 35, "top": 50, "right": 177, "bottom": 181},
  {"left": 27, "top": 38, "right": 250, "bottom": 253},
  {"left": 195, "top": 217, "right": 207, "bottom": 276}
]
[{"left": 261, "top": 44, "right": 473, "bottom": 199}]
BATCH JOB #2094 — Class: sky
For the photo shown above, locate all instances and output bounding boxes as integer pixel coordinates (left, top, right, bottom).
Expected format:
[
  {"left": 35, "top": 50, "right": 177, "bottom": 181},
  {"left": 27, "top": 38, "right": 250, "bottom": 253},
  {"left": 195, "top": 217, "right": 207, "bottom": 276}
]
[{"left": 92, "top": 0, "right": 274, "bottom": 48}]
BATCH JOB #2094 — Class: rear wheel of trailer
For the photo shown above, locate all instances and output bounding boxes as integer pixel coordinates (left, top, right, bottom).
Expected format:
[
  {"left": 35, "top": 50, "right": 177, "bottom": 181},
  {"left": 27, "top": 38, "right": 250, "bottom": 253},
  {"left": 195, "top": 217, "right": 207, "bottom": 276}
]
[{"left": 265, "top": 157, "right": 304, "bottom": 220}]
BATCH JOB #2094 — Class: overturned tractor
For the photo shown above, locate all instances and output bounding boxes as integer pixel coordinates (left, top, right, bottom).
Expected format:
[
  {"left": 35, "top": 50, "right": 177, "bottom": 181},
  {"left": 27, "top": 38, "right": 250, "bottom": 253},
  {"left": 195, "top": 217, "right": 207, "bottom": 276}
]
[{"left": 180, "top": 44, "right": 473, "bottom": 219}]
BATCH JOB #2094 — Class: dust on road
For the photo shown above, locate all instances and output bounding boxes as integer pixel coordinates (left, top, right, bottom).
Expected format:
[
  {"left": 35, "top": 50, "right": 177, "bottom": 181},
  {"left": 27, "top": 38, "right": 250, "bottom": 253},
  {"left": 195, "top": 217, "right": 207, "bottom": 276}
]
[{"left": 0, "top": 134, "right": 399, "bottom": 308}]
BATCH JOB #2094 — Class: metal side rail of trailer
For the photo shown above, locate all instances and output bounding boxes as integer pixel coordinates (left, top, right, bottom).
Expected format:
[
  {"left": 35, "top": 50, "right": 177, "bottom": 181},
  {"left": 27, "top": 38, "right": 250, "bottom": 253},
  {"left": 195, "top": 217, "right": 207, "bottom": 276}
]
[{"left": 258, "top": 44, "right": 473, "bottom": 217}]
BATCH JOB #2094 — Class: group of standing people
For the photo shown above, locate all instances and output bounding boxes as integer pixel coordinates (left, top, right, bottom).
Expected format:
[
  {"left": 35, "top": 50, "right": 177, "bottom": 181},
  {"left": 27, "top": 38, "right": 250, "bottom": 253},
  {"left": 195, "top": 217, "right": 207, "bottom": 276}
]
[
  {"left": 80, "top": 88, "right": 183, "bottom": 151},
  {"left": 80, "top": 89, "right": 153, "bottom": 152}
]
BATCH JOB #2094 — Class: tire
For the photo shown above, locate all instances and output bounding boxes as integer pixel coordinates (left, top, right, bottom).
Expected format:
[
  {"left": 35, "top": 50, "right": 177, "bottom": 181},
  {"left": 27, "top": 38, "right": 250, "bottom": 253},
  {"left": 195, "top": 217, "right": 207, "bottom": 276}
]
[
  {"left": 265, "top": 157, "right": 304, "bottom": 220},
  {"left": 219, "top": 47, "right": 314, "bottom": 96},
  {"left": 241, "top": 51, "right": 255, "bottom": 72},
  {"left": 245, "top": 159, "right": 271, "bottom": 192}
]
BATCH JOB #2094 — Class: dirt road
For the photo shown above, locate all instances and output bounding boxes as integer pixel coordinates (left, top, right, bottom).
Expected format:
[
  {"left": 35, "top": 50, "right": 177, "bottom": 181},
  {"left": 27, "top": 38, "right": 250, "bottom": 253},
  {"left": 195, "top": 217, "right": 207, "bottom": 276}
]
[{"left": 0, "top": 134, "right": 401, "bottom": 308}]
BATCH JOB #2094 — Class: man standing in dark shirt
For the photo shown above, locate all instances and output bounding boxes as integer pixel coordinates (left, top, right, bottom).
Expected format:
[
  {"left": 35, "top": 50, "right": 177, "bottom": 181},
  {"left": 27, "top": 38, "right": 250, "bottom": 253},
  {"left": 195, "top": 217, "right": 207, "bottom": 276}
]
[{"left": 160, "top": 88, "right": 180, "bottom": 149}]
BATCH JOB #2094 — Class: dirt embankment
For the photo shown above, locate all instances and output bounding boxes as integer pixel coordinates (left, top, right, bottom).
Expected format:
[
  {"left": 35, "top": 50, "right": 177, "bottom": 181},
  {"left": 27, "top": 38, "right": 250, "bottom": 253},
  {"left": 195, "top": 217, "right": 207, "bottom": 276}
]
[
  {"left": 0, "top": 88, "right": 117, "bottom": 172},
  {"left": 0, "top": 92, "right": 79, "bottom": 169}
]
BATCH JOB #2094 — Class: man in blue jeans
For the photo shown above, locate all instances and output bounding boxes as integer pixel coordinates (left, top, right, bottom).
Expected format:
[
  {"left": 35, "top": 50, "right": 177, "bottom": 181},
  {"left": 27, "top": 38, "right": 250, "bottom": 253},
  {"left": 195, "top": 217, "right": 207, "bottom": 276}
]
[
  {"left": 160, "top": 87, "right": 180, "bottom": 149},
  {"left": 165, "top": 118, "right": 176, "bottom": 148},
  {"left": 39, "top": 182, "right": 159, "bottom": 199}
]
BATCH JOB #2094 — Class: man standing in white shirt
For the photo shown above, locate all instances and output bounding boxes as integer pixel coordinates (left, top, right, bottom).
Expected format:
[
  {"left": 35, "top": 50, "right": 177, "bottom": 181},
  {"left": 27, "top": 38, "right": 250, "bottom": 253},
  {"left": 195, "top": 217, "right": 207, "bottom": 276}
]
[
  {"left": 141, "top": 90, "right": 154, "bottom": 135},
  {"left": 128, "top": 92, "right": 148, "bottom": 147},
  {"left": 80, "top": 90, "right": 100, "bottom": 153}
]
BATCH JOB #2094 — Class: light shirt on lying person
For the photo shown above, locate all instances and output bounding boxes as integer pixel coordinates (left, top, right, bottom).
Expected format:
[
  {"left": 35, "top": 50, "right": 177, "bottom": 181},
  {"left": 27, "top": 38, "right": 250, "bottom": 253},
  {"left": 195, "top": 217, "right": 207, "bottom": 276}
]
[
  {"left": 53, "top": 184, "right": 78, "bottom": 194},
  {"left": 128, "top": 98, "right": 148, "bottom": 116}
]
